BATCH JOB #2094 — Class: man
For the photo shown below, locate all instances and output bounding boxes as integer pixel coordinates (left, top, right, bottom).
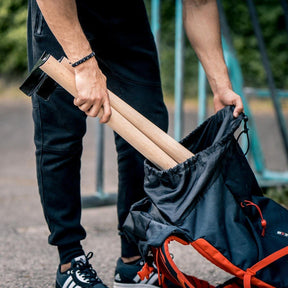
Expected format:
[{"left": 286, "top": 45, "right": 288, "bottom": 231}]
[{"left": 27, "top": 0, "right": 243, "bottom": 287}]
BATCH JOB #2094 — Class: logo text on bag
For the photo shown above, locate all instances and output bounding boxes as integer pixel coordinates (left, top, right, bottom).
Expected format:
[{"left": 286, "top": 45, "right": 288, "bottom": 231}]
[{"left": 277, "top": 231, "right": 288, "bottom": 238}]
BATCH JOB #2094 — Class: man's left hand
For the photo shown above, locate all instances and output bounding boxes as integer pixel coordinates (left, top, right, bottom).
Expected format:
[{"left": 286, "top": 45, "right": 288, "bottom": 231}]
[{"left": 213, "top": 88, "right": 244, "bottom": 118}]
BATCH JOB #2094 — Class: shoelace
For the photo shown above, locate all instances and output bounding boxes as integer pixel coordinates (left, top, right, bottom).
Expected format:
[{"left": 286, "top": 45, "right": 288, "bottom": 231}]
[{"left": 72, "top": 252, "right": 101, "bottom": 285}]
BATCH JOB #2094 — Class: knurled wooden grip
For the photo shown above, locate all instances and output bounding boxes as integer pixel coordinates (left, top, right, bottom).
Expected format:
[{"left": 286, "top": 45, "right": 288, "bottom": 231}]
[{"left": 40, "top": 55, "right": 178, "bottom": 170}]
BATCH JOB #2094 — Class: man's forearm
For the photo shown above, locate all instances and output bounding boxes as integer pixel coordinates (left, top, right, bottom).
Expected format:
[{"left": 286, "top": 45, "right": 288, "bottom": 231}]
[
  {"left": 183, "top": 0, "right": 231, "bottom": 96},
  {"left": 36, "top": 0, "right": 92, "bottom": 62}
]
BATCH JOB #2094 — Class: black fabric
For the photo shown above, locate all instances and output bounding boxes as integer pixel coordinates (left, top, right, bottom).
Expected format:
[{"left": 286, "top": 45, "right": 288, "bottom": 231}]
[
  {"left": 123, "top": 106, "right": 288, "bottom": 287},
  {"left": 58, "top": 242, "right": 84, "bottom": 265}
]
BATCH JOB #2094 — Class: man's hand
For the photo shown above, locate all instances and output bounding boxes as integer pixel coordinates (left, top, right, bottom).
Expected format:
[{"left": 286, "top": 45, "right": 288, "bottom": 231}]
[
  {"left": 73, "top": 57, "right": 111, "bottom": 123},
  {"left": 213, "top": 87, "right": 244, "bottom": 118}
]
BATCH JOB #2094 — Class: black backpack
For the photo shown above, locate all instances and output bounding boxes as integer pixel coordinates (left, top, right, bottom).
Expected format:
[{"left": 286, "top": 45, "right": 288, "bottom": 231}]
[{"left": 123, "top": 106, "right": 288, "bottom": 288}]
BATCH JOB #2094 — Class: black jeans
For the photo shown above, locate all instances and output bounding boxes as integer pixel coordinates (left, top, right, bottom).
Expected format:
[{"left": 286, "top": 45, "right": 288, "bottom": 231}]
[{"left": 27, "top": 0, "right": 168, "bottom": 264}]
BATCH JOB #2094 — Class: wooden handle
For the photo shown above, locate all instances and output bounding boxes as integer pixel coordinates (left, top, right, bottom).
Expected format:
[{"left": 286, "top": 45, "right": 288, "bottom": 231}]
[
  {"left": 108, "top": 91, "right": 194, "bottom": 162},
  {"left": 40, "top": 55, "right": 178, "bottom": 170},
  {"left": 60, "top": 57, "right": 194, "bottom": 163}
]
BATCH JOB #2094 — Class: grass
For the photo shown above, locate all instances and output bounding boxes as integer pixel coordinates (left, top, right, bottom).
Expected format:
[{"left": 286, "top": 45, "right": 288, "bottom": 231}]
[{"left": 265, "top": 186, "right": 288, "bottom": 208}]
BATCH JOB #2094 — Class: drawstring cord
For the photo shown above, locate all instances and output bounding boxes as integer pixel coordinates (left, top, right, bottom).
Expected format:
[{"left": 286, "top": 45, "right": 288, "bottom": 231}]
[
  {"left": 241, "top": 200, "right": 267, "bottom": 236},
  {"left": 236, "top": 115, "right": 250, "bottom": 156}
]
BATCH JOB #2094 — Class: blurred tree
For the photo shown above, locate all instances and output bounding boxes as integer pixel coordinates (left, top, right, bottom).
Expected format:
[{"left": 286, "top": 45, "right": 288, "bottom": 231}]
[
  {"left": 145, "top": 0, "right": 288, "bottom": 99},
  {"left": 0, "top": 0, "right": 27, "bottom": 77},
  {"left": 0, "top": 0, "right": 287, "bottom": 91},
  {"left": 223, "top": 0, "right": 288, "bottom": 89}
]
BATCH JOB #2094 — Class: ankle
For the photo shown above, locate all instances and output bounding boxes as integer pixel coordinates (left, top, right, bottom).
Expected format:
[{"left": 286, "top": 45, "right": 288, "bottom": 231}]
[
  {"left": 60, "top": 262, "right": 71, "bottom": 273},
  {"left": 121, "top": 255, "right": 141, "bottom": 264}
]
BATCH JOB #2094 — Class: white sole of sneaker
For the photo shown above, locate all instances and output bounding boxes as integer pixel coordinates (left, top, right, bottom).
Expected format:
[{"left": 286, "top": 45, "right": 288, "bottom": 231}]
[{"left": 113, "top": 282, "right": 159, "bottom": 288}]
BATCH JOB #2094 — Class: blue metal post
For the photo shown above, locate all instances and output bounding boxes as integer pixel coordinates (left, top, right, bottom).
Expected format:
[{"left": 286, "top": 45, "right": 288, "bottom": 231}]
[
  {"left": 151, "top": 0, "right": 161, "bottom": 49},
  {"left": 95, "top": 122, "right": 104, "bottom": 196},
  {"left": 174, "top": 0, "right": 184, "bottom": 141},
  {"left": 197, "top": 63, "right": 207, "bottom": 125}
]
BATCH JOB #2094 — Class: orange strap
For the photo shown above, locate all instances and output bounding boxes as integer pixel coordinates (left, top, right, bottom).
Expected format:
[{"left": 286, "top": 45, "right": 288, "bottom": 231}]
[
  {"left": 244, "top": 246, "right": 288, "bottom": 288},
  {"left": 156, "top": 236, "right": 216, "bottom": 288}
]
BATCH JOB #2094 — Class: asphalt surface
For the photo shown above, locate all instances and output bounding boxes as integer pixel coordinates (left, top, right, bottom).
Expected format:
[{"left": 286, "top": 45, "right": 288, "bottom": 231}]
[{"left": 0, "top": 96, "right": 287, "bottom": 288}]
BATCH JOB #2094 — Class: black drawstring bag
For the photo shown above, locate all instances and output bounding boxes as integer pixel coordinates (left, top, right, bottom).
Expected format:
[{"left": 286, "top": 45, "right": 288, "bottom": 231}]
[{"left": 123, "top": 106, "right": 288, "bottom": 288}]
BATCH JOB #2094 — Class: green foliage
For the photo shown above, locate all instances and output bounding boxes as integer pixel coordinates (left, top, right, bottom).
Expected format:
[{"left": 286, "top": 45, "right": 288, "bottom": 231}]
[
  {"left": 0, "top": 0, "right": 27, "bottom": 77},
  {"left": 265, "top": 186, "right": 288, "bottom": 208},
  {"left": 223, "top": 0, "right": 288, "bottom": 89},
  {"left": 0, "top": 0, "right": 287, "bottom": 91}
]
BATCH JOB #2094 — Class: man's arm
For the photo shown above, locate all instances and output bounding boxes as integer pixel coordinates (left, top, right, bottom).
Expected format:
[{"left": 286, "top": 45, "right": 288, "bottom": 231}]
[
  {"left": 183, "top": 0, "right": 243, "bottom": 117},
  {"left": 36, "top": 0, "right": 111, "bottom": 122}
]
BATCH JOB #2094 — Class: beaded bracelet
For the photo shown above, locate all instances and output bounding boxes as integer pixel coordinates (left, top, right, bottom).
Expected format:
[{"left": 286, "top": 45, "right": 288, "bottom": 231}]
[{"left": 71, "top": 51, "right": 96, "bottom": 67}]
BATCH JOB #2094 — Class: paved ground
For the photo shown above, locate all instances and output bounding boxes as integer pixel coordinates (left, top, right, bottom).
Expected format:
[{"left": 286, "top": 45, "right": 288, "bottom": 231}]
[{"left": 0, "top": 96, "right": 287, "bottom": 287}]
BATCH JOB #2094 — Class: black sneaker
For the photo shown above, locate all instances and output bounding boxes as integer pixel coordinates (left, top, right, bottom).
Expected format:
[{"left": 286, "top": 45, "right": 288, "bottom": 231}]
[
  {"left": 56, "top": 252, "right": 108, "bottom": 288},
  {"left": 113, "top": 257, "right": 159, "bottom": 288}
]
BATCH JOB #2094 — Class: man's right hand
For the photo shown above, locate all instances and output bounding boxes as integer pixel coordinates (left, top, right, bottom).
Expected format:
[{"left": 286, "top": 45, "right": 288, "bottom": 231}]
[{"left": 73, "top": 56, "right": 112, "bottom": 123}]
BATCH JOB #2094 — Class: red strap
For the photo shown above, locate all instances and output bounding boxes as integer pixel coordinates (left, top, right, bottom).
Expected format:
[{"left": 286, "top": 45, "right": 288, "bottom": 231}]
[
  {"left": 222, "top": 280, "right": 243, "bottom": 288},
  {"left": 243, "top": 268, "right": 255, "bottom": 288},
  {"left": 223, "top": 284, "right": 243, "bottom": 288},
  {"left": 243, "top": 246, "right": 288, "bottom": 288},
  {"left": 137, "top": 262, "right": 154, "bottom": 280},
  {"left": 154, "top": 236, "right": 215, "bottom": 288}
]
